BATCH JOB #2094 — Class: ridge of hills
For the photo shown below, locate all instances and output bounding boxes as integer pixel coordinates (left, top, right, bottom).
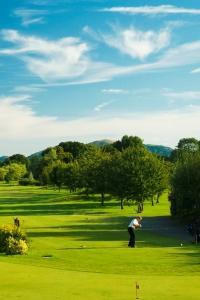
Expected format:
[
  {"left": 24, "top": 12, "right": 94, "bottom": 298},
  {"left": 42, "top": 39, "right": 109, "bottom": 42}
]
[{"left": 0, "top": 140, "right": 173, "bottom": 161}]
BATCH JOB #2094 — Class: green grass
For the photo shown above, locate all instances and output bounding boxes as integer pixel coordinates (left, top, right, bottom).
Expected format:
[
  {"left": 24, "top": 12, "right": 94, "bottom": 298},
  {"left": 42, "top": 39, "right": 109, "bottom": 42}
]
[{"left": 0, "top": 183, "right": 199, "bottom": 299}]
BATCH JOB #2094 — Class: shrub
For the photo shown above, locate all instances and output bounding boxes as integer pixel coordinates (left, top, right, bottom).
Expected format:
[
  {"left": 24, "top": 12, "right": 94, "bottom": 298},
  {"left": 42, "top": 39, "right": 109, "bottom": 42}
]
[
  {"left": 0, "top": 224, "right": 28, "bottom": 255},
  {"left": 6, "top": 237, "right": 28, "bottom": 255},
  {"left": 19, "top": 178, "right": 40, "bottom": 186}
]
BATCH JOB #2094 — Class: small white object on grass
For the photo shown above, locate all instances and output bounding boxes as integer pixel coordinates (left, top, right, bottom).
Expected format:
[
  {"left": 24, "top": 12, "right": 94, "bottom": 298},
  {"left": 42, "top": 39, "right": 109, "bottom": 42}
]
[{"left": 180, "top": 243, "right": 183, "bottom": 246}]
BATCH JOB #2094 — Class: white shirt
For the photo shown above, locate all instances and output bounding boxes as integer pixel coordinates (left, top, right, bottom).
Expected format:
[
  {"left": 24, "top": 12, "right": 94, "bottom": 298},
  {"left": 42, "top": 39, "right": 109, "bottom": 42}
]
[{"left": 128, "top": 218, "right": 139, "bottom": 229}]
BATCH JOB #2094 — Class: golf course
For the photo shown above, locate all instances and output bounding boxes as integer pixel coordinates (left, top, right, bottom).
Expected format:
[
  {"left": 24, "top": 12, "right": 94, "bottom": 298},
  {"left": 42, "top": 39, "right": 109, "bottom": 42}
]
[{"left": 0, "top": 183, "right": 199, "bottom": 300}]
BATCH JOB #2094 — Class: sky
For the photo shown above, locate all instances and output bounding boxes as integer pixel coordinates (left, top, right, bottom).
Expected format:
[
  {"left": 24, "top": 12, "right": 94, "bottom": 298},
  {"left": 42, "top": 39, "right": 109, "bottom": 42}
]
[{"left": 0, "top": 0, "right": 200, "bottom": 155}]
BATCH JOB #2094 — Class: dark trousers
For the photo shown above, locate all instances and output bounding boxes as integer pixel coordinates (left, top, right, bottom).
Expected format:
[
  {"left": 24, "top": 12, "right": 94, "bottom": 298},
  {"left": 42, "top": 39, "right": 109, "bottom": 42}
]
[{"left": 128, "top": 227, "right": 135, "bottom": 247}]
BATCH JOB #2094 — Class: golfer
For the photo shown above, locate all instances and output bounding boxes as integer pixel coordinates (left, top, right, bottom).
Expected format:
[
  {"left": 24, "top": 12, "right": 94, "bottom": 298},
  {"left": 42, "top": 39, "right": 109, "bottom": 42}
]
[{"left": 128, "top": 216, "right": 142, "bottom": 248}]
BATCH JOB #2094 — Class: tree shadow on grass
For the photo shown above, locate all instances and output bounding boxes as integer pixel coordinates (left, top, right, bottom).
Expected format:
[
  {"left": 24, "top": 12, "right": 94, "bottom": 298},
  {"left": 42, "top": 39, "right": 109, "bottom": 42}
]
[
  {"left": 169, "top": 248, "right": 200, "bottom": 271},
  {"left": 27, "top": 215, "right": 183, "bottom": 248},
  {"left": 0, "top": 201, "right": 116, "bottom": 216},
  {"left": 0, "top": 194, "right": 69, "bottom": 205}
]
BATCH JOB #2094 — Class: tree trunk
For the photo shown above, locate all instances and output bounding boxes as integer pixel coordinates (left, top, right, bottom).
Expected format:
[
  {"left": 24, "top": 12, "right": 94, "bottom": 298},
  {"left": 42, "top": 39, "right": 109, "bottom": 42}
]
[
  {"left": 151, "top": 198, "right": 154, "bottom": 206},
  {"left": 156, "top": 194, "right": 160, "bottom": 204},
  {"left": 120, "top": 198, "right": 124, "bottom": 210},
  {"left": 86, "top": 189, "right": 89, "bottom": 199},
  {"left": 137, "top": 202, "right": 142, "bottom": 213},
  {"left": 101, "top": 193, "right": 105, "bottom": 206},
  {"left": 137, "top": 202, "right": 144, "bottom": 213}
]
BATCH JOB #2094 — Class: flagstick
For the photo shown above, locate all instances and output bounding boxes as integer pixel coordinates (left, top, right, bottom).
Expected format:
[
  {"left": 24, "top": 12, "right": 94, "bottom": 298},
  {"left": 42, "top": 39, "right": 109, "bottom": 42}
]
[{"left": 135, "top": 281, "right": 140, "bottom": 299}]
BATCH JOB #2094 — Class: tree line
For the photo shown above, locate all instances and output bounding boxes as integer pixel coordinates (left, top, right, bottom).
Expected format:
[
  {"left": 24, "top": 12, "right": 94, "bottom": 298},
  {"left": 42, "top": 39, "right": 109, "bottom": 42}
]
[
  {"left": 0, "top": 136, "right": 171, "bottom": 212},
  {"left": 1, "top": 135, "right": 200, "bottom": 218}
]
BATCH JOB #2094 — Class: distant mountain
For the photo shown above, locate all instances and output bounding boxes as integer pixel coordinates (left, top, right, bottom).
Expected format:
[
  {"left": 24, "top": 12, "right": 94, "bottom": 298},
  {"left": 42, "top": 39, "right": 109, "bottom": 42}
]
[
  {"left": 0, "top": 156, "right": 8, "bottom": 162},
  {"left": 28, "top": 151, "right": 42, "bottom": 159},
  {"left": 145, "top": 144, "right": 173, "bottom": 157}
]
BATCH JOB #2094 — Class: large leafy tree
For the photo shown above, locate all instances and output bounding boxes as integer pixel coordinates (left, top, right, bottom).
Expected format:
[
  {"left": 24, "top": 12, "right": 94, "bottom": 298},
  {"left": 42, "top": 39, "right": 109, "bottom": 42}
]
[
  {"left": 113, "top": 135, "right": 144, "bottom": 151},
  {"left": 58, "top": 141, "right": 88, "bottom": 159},
  {"left": 61, "top": 161, "right": 80, "bottom": 192},
  {"left": 78, "top": 147, "right": 112, "bottom": 205},
  {"left": 4, "top": 154, "right": 29, "bottom": 168},
  {"left": 170, "top": 152, "right": 200, "bottom": 220},
  {"left": 110, "top": 147, "right": 168, "bottom": 211},
  {"left": 170, "top": 137, "right": 199, "bottom": 162},
  {"left": 39, "top": 148, "right": 59, "bottom": 186},
  {"left": 4, "top": 163, "right": 27, "bottom": 183}
]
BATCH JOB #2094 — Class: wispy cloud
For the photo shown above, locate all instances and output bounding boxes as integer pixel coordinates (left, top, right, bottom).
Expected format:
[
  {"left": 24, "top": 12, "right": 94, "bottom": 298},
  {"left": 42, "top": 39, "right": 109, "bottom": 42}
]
[
  {"left": 1, "top": 30, "right": 200, "bottom": 86},
  {"left": 13, "top": 85, "right": 45, "bottom": 93},
  {"left": 94, "top": 100, "right": 114, "bottom": 112},
  {"left": 101, "top": 5, "right": 200, "bottom": 15},
  {"left": 102, "top": 26, "right": 170, "bottom": 60},
  {"left": 163, "top": 90, "right": 200, "bottom": 101},
  {"left": 14, "top": 8, "right": 48, "bottom": 26},
  {"left": 191, "top": 67, "right": 200, "bottom": 74},
  {"left": 0, "top": 94, "right": 31, "bottom": 104},
  {"left": 0, "top": 30, "right": 91, "bottom": 82},
  {"left": 25, "top": 0, "right": 67, "bottom": 6},
  {"left": 101, "top": 89, "right": 128, "bottom": 94}
]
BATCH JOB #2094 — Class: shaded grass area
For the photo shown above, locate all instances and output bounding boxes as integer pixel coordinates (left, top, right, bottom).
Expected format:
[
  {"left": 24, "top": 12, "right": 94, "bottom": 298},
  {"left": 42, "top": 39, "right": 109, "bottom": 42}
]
[{"left": 0, "top": 184, "right": 199, "bottom": 299}]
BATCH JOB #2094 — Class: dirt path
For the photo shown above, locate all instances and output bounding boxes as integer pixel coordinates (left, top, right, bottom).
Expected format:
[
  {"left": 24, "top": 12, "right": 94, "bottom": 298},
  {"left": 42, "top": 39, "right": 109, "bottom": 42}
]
[{"left": 142, "top": 216, "right": 191, "bottom": 242}]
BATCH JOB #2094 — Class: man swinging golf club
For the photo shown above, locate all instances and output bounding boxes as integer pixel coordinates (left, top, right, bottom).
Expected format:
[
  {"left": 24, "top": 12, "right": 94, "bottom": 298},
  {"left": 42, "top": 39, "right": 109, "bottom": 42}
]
[{"left": 128, "top": 216, "right": 142, "bottom": 248}]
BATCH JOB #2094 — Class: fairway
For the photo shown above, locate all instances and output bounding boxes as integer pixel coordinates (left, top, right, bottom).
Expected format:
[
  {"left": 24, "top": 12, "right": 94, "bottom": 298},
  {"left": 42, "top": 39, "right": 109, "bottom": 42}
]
[{"left": 0, "top": 184, "right": 199, "bottom": 300}]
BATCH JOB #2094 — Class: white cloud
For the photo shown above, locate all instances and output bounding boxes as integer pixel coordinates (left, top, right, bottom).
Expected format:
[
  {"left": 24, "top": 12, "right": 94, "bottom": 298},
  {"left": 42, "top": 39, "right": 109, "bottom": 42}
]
[
  {"left": 0, "top": 29, "right": 120, "bottom": 85},
  {"left": 101, "top": 5, "right": 200, "bottom": 15},
  {"left": 1, "top": 94, "right": 200, "bottom": 154},
  {"left": 14, "top": 9, "right": 48, "bottom": 26},
  {"left": 0, "top": 30, "right": 91, "bottom": 82},
  {"left": 108, "top": 39, "right": 200, "bottom": 77},
  {"left": 1, "top": 30, "right": 200, "bottom": 86},
  {"left": 101, "top": 89, "right": 128, "bottom": 94},
  {"left": 102, "top": 26, "right": 170, "bottom": 60}
]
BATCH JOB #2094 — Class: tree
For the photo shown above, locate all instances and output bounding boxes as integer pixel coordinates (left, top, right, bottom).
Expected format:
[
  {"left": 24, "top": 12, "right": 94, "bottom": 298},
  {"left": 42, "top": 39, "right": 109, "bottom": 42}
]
[
  {"left": 4, "top": 163, "right": 27, "bottom": 183},
  {"left": 58, "top": 141, "right": 88, "bottom": 159},
  {"left": 110, "top": 147, "right": 169, "bottom": 211},
  {"left": 113, "top": 135, "right": 144, "bottom": 151},
  {"left": 170, "top": 152, "right": 200, "bottom": 220},
  {"left": 55, "top": 146, "right": 73, "bottom": 163},
  {"left": 4, "top": 154, "right": 29, "bottom": 168},
  {"left": 0, "top": 167, "right": 7, "bottom": 181},
  {"left": 177, "top": 138, "right": 199, "bottom": 152},
  {"left": 29, "top": 155, "right": 43, "bottom": 179},
  {"left": 38, "top": 149, "right": 59, "bottom": 186},
  {"left": 108, "top": 151, "right": 130, "bottom": 209},
  {"left": 170, "top": 137, "right": 199, "bottom": 162},
  {"left": 62, "top": 161, "right": 80, "bottom": 192},
  {"left": 78, "top": 147, "right": 112, "bottom": 205}
]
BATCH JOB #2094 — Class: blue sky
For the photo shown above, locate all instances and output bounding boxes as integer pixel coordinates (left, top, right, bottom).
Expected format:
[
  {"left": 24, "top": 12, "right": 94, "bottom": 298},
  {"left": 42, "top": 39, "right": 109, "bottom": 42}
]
[{"left": 0, "top": 0, "right": 200, "bottom": 155}]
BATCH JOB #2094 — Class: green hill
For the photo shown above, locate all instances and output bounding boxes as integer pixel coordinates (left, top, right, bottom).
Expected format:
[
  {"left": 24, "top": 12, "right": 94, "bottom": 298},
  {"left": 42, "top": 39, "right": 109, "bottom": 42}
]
[{"left": 145, "top": 144, "right": 173, "bottom": 157}]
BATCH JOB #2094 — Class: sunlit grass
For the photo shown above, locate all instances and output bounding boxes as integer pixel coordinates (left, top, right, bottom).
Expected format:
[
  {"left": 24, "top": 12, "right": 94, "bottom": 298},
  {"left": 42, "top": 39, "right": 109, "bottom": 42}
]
[{"left": 0, "top": 183, "right": 199, "bottom": 299}]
